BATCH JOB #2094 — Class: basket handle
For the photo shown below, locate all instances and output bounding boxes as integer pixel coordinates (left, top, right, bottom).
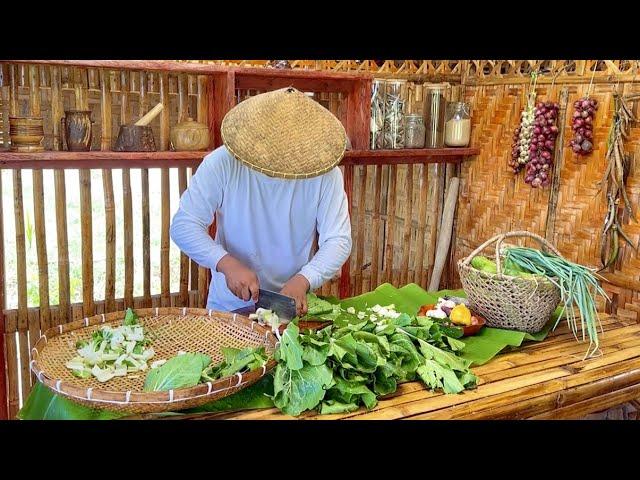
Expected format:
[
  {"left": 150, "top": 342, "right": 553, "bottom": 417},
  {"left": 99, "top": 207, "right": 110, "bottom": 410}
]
[{"left": 461, "top": 230, "right": 562, "bottom": 275}]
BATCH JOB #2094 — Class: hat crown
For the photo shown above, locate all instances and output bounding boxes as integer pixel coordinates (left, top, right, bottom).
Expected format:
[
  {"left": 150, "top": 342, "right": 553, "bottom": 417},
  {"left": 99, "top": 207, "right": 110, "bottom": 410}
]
[{"left": 221, "top": 87, "right": 347, "bottom": 180}]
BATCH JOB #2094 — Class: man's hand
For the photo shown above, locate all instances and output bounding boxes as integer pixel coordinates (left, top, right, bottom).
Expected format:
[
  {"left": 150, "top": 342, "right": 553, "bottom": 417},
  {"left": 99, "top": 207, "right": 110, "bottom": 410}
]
[
  {"left": 217, "top": 254, "right": 259, "bottom": 302},
  {"left": 281, "top": 274, "right": 310, "bottom": 316}
]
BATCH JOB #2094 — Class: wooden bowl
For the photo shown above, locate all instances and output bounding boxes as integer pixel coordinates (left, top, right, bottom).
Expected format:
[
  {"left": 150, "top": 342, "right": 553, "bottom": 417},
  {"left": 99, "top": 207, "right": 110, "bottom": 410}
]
[
  {"left": 462, "top": 314, "right": 486, "bottom": 336},
  {"left": 9, "top": 116, "right": 44, "bottom": 152},
  {"left": 417, "top": 303, "right": 486, "bottom": 336}
]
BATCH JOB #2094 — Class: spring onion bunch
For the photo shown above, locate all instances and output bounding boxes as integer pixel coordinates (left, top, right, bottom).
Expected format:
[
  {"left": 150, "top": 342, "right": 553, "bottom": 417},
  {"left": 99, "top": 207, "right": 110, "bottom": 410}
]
[{"left": 503, "top": 247, "right": 609, "bottom": 358}]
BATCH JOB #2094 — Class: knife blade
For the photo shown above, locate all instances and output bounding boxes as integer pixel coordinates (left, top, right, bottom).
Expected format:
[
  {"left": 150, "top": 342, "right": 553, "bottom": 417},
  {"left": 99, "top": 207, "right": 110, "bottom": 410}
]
[{"left": 256, "top": 289, "right": 297, "bottom": 322}]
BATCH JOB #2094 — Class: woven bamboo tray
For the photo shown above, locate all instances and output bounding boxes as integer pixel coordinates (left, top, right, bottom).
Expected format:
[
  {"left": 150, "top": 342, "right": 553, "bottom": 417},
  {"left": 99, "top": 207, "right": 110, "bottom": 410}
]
[{"left": 29, "top": 307, "right": 278, "bottom": 414}]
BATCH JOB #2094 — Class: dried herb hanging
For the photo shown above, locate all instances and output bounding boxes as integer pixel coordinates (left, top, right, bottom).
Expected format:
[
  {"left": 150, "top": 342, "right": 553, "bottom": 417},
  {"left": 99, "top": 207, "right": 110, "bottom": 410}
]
[{"left": 599, "top": 90, "right": 640, "bottom": 270}]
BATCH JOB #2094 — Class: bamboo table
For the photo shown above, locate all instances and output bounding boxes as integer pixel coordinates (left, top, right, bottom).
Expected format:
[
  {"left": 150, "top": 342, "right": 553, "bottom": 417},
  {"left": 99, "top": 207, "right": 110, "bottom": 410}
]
[{"left": 139, "top": 314, "right": 640, "bottom": 420}]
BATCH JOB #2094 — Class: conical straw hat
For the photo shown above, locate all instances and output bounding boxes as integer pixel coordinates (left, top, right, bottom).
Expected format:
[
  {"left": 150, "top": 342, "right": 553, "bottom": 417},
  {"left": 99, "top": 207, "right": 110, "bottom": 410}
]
[{"left": 221, "top": 87, "right": 348, "bottom": 179}]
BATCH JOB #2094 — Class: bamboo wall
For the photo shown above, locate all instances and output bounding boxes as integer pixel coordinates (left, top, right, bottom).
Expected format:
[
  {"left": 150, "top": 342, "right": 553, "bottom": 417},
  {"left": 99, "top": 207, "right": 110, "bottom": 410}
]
[{"left": 452, "top": 72, "right": 640, "bottom": 322}]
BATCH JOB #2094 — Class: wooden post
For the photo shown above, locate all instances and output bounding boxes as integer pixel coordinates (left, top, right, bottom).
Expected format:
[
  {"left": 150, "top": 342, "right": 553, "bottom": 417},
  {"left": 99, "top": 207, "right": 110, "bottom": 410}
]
[
  {"left": 0, "top": 174, "right": 7, "bottom": 419},
  {"left": 139, "top": 71, "right": 151, "bottom": 307},
  {"left": 340, "top": 78, "right": 372, "bottom": 298}
]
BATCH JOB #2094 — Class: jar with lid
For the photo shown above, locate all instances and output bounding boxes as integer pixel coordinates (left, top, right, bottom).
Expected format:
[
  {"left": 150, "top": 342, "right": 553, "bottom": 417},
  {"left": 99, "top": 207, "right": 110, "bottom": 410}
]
[
  {"left": 445, "top": 102, "right": 472, "bottom": 147},
  {"left": 404, "top": 114, "right": 425, "bottom": 148},
  {"left": 370, "top": 79, "right": 386, "bottom": 149},
  {"left": 423, "top": 83, "right": 448, "bottom": 148},
  {"left": 383, "top": 80, "right": 407, "bottom": 149}
]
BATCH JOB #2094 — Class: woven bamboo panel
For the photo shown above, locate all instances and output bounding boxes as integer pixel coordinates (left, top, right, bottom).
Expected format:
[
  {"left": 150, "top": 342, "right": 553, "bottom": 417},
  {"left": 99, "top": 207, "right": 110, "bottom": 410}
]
[{"left": 452, "top": 81, "right": 640, "bottom": 321}]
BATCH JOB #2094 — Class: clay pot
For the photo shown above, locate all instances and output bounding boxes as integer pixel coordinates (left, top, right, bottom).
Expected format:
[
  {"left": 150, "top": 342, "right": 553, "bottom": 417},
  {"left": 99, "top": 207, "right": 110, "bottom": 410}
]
[
  {"left": 170, "top": 118, "right": 210, "bottom": 151},
  {"left": 61, "top": 110, "right": 93, "bottom": 151}
]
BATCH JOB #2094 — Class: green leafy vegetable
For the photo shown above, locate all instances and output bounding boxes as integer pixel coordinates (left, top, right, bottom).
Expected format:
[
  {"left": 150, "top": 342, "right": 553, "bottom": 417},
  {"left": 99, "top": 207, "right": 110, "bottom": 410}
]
[
  {"left": 272, "top": 363, "right": 334, "bottom": 416},
  {"left": 274, "top": 323, "right": 304, "bottom": 370},
  {"left": 201, "top": 347, "right": 268, "bottom": 382},
  {"left": 271, "top": 300, "right": 477, "bottom": 416},
  {"left": 143, "top": 353, "right": 211, "bottom": 392},
  {"left": 124, "top": 308, "right": 139, "bottom": 326}
]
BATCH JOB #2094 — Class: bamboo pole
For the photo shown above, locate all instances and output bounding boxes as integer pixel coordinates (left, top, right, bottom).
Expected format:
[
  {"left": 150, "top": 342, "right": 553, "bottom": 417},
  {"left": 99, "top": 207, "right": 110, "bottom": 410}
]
[
  {"left": 139, "top": 71, "right": 151, "bottom": 307},
  {"left": 425, "top": 164, "right": 444, "bottom": 287},
  {"left": 12, "top": 171, "right": 30, "bottom": 402},
  {"left": 100, "top": 70, "right": 116, "bottom": 313},
  {"left": 428, "top": 177, "right": 460, "bottom": 291},
  {"left": 5, "top": 334, "right": 18, "bottom": 419},
  {"left": 196, "top": 75, "right": 209, "bottom": 307},
  {"left": 120, "top": 71, "right": 134, "bottom": 308},
  {"left": 384, "top": 165, "right": 398, "bottom": 284},
  {"left": 0, "top": 168, "right": 6, "bottom": 418},
  {"left": 54, "top": 170, "right": 70, "bottom": 324},
  {"left": 177, "top": 74, "right": 189, "bottom": 306},
  {"left": 370, "top": 165, "right": 383, "bottom": 289},
  {"left": 414, "top": 163, "right": 430, "bottom": 286},
  {"left": 79, "top": 170, "right": 94, "bottom": 316},
  {"left": 32, "top": 172, "right": 50, "bottom": 330},
  {"left": 400, "top": 165, "right": 414, "bottom": 286},
  {"left": 160, "top": 73, "right": 171, "bottom": 307},
  {"left": 354, "top": 165, "right": 368, "bottom": 295},
  {"left": 50, "top": 66, "right": 63, "bottom": 151},
  {"left": 28, "top": 66, "right": 49, "bottom": 389}
]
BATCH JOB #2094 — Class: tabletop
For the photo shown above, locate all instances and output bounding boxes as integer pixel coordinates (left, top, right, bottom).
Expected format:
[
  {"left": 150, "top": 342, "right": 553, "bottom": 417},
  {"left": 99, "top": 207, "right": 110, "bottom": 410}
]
[{"left": 133, "top": 314, "right": 640, "bottom": 420}]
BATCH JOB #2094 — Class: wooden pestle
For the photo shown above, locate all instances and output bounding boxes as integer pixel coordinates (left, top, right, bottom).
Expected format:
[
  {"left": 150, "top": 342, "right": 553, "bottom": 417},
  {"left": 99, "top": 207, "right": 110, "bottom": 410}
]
[{"left": 134, "top": 103, "right": 164, "bottom": 126}]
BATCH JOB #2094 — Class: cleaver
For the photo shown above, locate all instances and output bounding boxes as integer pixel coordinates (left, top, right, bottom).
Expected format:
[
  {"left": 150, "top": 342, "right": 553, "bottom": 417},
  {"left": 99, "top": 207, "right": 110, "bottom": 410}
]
[{"left": 232, "top": 289, "right": 297, "bottom": 322}]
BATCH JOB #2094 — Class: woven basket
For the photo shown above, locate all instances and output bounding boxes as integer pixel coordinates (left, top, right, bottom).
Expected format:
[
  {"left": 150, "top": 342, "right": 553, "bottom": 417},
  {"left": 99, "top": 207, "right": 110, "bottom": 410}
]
[
  {"left": 29, "top": 307, "right": 278, "bottom": 414},
  {"left": 457, "top": 231, "right": 562, "bottom": 334}
]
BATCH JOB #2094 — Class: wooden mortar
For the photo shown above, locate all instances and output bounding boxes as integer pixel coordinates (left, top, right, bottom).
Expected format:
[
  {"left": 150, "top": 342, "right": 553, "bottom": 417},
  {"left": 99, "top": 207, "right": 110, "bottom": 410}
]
[{"left": 114, "top": 103, "right": 164, "bottom": 152}]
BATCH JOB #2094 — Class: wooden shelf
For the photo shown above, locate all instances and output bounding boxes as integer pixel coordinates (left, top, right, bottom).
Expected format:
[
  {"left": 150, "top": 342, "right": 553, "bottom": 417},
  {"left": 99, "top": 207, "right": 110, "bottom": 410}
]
[
  {"left": 342, "top": 148, "right": 479, "bottom": 165},
  {"left": 0, "top": 150, "right": 206, "bottom": 169},
  {"left": 0, "top": 148, "right": 479, "bottom": 170}
]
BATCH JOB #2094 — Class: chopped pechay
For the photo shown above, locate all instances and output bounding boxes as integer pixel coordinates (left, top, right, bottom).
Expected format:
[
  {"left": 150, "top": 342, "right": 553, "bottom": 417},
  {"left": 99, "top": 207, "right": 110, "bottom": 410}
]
[
  {"left": 249, "top": 308, "right": 282, "bottom": 333},
  {"left": 64, "top": 309, "right": 155, "bottom": 383}
]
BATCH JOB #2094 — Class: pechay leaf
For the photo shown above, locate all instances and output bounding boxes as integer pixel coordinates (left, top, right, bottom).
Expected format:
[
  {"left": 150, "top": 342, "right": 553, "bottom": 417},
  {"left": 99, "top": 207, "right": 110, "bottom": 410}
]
[
  {"left": 327, "top": 376, "right": 377, "bottom": 410},
  {"left": 275, "top": 323, "right": 304, "bottom": 371},
  {"left": 320, "top": 400, "right": 360, "bottom": 415},
  {"left": 272, "top": 363, "right": 334, "bottom": 416},
  {"left": 123, "top": 308, "right": 139, "bottom": 326},
  {"left": 143, "top": 352, "right": 211, "bottom": 392},
  {"left": 446, "top": 336, "right": 466, "bottom": 352}
]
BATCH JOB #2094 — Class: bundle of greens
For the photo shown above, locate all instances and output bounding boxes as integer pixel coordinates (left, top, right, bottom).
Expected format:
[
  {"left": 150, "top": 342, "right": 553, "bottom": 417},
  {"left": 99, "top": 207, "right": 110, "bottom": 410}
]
[
  {"left": 503, "top": 247, "right": 608, "bottom": 358},
  {"left": 143, "top": 346, "right": 268, "bottom": 392},
  {"left": 65, "top": 308, "right": 156, "bottom": 382},
  {"left": 271, "top": 304, "right": 476, "bottom": 416}
]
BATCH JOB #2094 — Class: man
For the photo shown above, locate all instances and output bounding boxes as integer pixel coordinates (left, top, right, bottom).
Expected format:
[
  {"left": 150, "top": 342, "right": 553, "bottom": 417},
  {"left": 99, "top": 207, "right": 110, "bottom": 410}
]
[{"left": 170, "top": 87, "right": 352, "bottom": 316}]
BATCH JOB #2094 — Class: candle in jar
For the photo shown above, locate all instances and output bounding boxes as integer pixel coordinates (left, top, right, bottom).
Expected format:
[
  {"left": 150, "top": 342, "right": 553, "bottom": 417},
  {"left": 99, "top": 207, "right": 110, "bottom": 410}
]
[{"left": 445, "top": 118, "right": 471, "bottom": 147}]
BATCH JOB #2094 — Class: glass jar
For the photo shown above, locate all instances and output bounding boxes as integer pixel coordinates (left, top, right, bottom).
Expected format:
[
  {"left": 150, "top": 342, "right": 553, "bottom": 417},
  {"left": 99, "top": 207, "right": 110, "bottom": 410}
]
[
  {"left": 445, "top": 101, "right": 472, "bottom": 147},
  {"left": 383, "top": 80, "right": 407, "bottom": 149},
  {"left": 404, "top": 114, "right": 425, "bottom": 148},
  {"left": 370, "top": 79, "right": 386, "bottom": 149},
  {"left": 423, "top": 83, "right": 448, "bottom": 148}
]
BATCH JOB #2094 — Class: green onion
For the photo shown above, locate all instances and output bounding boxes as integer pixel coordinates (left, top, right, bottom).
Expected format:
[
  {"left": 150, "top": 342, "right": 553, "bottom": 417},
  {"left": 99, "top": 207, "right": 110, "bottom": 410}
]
[{"left": 503, "top": 247, "right": 608, "bottom": 358}]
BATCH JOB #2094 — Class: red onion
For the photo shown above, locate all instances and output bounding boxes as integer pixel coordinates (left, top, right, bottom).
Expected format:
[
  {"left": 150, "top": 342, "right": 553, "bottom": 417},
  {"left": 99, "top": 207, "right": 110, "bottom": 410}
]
[{"left": 571, "top": 96, "right": 598, "bottom": 155}]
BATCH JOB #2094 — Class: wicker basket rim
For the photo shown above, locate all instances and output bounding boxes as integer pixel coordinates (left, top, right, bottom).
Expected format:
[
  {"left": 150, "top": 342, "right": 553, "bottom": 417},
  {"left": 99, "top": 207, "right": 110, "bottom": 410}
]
[
  {"left": 457, "top": 258, "right": 560, "bottom": 285},
  {"left": 30, "top": 307, "right": 278, "bottom": 408}
]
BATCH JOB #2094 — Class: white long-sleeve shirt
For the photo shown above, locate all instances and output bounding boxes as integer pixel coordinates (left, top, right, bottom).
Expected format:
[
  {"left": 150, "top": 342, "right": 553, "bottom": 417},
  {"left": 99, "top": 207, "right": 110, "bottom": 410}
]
[{"left": 170, "top": 146, "right": 352, "bottom": 311}]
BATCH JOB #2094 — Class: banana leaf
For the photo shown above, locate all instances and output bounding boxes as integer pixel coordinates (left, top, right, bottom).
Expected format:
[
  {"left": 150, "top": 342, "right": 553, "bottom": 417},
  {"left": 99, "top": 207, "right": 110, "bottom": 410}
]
[
  {"left": 340, "top": 283, "right": 557, "bottom": 366},
  {"left": 19, "top": 374, "right": 275, "bottom": 420},
  {"left": 19, "top": 284, "right": 558, "bottom": 419}
]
